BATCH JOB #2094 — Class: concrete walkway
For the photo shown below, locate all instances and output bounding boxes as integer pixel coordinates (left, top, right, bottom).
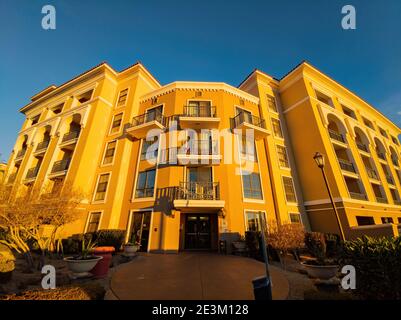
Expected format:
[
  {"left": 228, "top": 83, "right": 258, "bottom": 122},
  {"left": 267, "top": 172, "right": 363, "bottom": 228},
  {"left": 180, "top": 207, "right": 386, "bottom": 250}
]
[{"left": 108, "top": 253, "right": 289, "bottom": 300}]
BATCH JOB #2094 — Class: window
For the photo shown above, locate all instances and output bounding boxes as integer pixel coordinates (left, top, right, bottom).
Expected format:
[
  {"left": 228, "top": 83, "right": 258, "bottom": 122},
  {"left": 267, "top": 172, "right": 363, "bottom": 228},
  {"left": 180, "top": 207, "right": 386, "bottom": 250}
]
[
  {"left": 242, "top": 172, "right": 263, "bottom": 199},
  {"left": 52, "top": 103, "right": 63, "bottom": 114},
  {"left": 283, "top": 176, "right": 297, "bottom": 202},
  {"left": 381, "top": 217, "right": 393, "bottom": 224},
  {"left": 356, "top": 216, "right": 375, "bottom": 226},
  {"left": 31, "top": 115, "right": 40, "bottom": 125},
  {"left": 86, "top": 212, "right": 101, "bottom": 233},
  {"left": 315, "top": 90, "right": 333, "bottom": 107},
  {"left": 141, "top": 139, "right": 158, "bottom": 160},
  {"left": 379, "top": 127, "right": 388, "bottom": 138},
  {"left": 271, "top": 118, "right": 283, "bottom": 138},
  {"left": 363, "top": 117, "right": 373, "bottom": 129},
  {"left": 341, "top": 105, "right": 356, "bottom": 119},
  {"left": 245, "top": 211, "right": 266, "bottom": 232},
  {"left": 94, "top": 173, "right": 110, "bottom": 201},
  {"left": 277, "top": 145, "right": 289, "bottom": 168},
  {"left": 76, "top": 90, "right": 93, "bottom": 104},
  {"left": 110, "top": 113, "right": 123, "bottom": 134},
  {"left": 116, "top": 88, "right": 128, "bottom": 107},
  {"left": 240, "top": 135, "right": 257, "bottom": 162},
  {"left": 391, "top": 136, "right": 399, "bottom": 145},
  {"left": 290, "top": 213, "right": 302, "bottom": 224},
  {"left": 135, "top": 169, "right": 156, "bottom": 198},
  {"left": 103, "top": 141, "right": 117, "bottom": 165},
  {"left": 267, "top": 95, "right": 277, "bottom": 112}
]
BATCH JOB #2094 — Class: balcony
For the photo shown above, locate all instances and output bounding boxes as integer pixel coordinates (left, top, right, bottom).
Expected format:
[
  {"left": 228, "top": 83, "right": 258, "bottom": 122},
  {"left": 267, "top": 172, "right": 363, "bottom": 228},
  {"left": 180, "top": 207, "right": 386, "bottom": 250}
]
[
  {"left": 376, "top": 196, "right": 387, "bottom": 204},
  {"left": 126, "top": 110, "right": 165, "bottom": 139},
  {"left": 50, "top": 159, "right": 71, "bottom": 177},
  {"left": 349, "top": 192, "right": 367, "bottom": 201},
  {"left": 356, "top": 142, "right": 369, "bottom": 153},
  {"left": 15, "top": 149, "right": 26, "bottom": 162},
  {"left": 386, "top": 175, "right": 395, "bottom": 185},
  {"left": 366, "top": 168, "right": 379, "bottom": 181},
  {"left": 377, "top": 151, "right": 386, "bottom": 161},
  {"left": 328, "top": 130, "right": 346, "bottom": 144},
  {"left": 60, "top": 130, "right": 80, "bottom": 150},
  {"left": 176, "top": 140, "right": 222, "bottom": 165},
  {"left": 25, "top": 166, "right": 39, "bottom": 181},
  {"left": 173, "top": 181, "right": 225, "bottom": 211},
  {"left": 231, "top": 112, "right": 269, "bottom": 140},
  {"left": 34, "top": 139, "right": 50, "bottom": 155},
  {"left": 338, "top": 159, "right": 356, "bottom": 173},
  {"left": 7, "top": 173, "right": 17, "bottom": 184},
  {"left": 179, "top": 106, "right": 220, "bottom": 129}
]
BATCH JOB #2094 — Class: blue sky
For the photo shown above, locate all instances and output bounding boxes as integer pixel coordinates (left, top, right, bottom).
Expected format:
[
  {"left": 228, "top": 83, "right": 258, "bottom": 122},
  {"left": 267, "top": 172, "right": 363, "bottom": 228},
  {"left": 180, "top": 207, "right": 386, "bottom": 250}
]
[{"left": 0, "top": 0, "right": 401, "bottom": 161}]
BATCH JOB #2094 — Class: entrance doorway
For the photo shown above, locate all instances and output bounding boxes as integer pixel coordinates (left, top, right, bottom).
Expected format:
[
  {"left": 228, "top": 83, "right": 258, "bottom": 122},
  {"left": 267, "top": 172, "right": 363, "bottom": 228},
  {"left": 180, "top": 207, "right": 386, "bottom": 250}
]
[
  {"left": 128, "top": 211, "right": 151, "bottom": 252},
  {"left": 185, "top": 215, "right": 211, "bottom": 250}
]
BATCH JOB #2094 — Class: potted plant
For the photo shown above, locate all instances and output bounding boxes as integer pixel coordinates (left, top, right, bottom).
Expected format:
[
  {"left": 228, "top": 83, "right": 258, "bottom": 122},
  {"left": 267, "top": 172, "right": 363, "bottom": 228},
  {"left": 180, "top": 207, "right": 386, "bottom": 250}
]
[
  {"left": 64, "top": 237, "right": 103, "bottom": 278},
  {"left": 232, "top": 235, "right": 247, "bottom": 253},
  {"left": 302, "top": 232, "right": 339, "bottom": 280},
  {"left": 124, "top": 241, "right": 140, "bottom": 254}
]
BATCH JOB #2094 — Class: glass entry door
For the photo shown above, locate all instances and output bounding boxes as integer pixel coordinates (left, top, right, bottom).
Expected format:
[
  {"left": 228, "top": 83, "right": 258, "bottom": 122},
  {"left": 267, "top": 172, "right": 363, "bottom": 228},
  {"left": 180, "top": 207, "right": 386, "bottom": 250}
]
[
  {"left": 185, "top": 215, "right": 211, "bottom": 250},
  {"left": 128, "top": 211, "right": 151, "bottom": 252}
]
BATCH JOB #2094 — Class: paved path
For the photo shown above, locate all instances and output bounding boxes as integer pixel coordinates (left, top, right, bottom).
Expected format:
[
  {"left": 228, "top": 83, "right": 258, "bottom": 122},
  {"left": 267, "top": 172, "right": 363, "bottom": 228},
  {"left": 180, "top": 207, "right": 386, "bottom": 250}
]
[{"left": 108, "top": 253, "right": 289, "bottom": 300}]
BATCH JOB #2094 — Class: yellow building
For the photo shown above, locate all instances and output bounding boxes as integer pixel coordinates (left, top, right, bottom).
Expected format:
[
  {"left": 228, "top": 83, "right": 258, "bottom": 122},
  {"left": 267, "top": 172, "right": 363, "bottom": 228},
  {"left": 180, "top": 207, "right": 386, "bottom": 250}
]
[{"left": 5, "top": 60, "right": 401, "bottom": 251}]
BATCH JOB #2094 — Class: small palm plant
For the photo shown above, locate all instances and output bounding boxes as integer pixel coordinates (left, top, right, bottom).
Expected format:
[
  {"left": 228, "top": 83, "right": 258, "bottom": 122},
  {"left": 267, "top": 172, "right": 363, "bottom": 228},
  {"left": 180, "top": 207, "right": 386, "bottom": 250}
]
[{"left": 80, "top": 237, "right": 97, "bottom": 260}]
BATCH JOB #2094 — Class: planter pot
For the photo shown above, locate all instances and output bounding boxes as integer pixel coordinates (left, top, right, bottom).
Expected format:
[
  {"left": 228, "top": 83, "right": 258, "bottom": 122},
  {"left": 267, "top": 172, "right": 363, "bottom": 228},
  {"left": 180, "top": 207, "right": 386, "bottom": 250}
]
[
  {"left": 64, "top": 256, "right": 103, "bottom": 278},
  {"left": 91, "top": 247, "right": 115, "bottom": 278},
  {"left": 124, "top": 245, "right": 139, "bottom": 254},
  {"left": 0, "top": 271, "right": 13, "bottom": 284},
  {"left": 301, "top": 262, "right": 338, "bottom": 280}
]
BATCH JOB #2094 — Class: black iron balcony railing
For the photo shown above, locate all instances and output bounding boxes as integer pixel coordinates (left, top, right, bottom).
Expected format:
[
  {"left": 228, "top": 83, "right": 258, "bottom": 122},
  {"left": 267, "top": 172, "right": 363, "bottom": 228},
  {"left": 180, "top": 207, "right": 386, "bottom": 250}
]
[
  {"left": 183, "top": 105, "right": 216, "bottom": 118},
  {"left": 386, "top": 175, "right": 394, "bottom": 185},
  {"left": 377, "top": 151, "right": 386, "bottom": 161},
  {"left": 338, "top": 159, "right": 356, "bottom": 173},
  {"left": 26, "top": 167, "right": 39, "bottom": 180},
  {"left": 328, "top": 130, "right": 345, "bottom": 143},
  {"left": 16, "top": 148, "right": 26, "bottom": 159},
  {"left": 8, "top": 173, "right": 17, "bottom": 184},
  {"left": 392, "top": 157, "right": 399, "bottom": 167},
  {"left": 132, "top": 110, "right": 164, "bottom": 127},
  {"left": 376, "top": 196, "right": 387, "bottom": 204},
  {"left": 356, "top": 142, "right": 369, "bottom": 152},
  {"left": 178, "top": 140, "right": 219, "bottom": 156},
  {"left": 36, "top": 139, "right": 50, "bottom": 152},
  {"left": 350, "top": 192, "right": 367, "bottom": 200},
  {"left": 366, "top": 168, "right": 379, "bottom": 180},
  {"left": 231, "top": 111, "right": 266, "bottom": 129},
  {"left": 51, "top": 158, "right": 71, "bottom": 174},
  {"left": 62, "top": 130, "right": 80, "bottom": 143},
  {"left": 176, "top": 181, "right": 220, "bottom": 200}
]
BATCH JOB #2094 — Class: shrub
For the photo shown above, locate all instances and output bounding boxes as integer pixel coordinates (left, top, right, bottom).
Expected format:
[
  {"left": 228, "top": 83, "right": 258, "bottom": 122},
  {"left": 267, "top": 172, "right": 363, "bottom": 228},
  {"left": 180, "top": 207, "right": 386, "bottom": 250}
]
[
  {"left": 340, "top": 236, "right": 401, "bottom": 300},
  {"left": 304, "top": 232, "right": 342, "bottom": 265},
  {"left": 93, "top": 229, "right": 125, "bottom": 251},
  {"left": 245, "top": 231, "right": 262, "bottom": 260}
]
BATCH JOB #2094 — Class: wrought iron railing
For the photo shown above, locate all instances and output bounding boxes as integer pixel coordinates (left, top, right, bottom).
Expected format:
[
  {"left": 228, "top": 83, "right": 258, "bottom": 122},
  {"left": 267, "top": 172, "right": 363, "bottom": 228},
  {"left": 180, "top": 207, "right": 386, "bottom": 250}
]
[
  {"left": 366, "top": 168, "right": 379, "bottom": 180},
  {"left": 131, "top": 109, "right": 164, "bottom": 127},
  {"left": 338, "top": 159, "right": 356, "bottom": 173},
  {"left": 176, "top": 181, "right": 220, "bottom": 200},
  {"left": 231, "top": 111, "right": 266, "bottom": 129},
  {"left": 328, "top": 130, "right": 345, "bottom": 143},
  {"left": 16, "top": 149, "right": 26, "bottom": 159},
  {"left": 349, "top": 192, "right": 367, "bottom": 200},
  {"left": 356, "top": 142, "right": 368, "bottom": 152},
  {"left": 25, "top": 167, "right": 39, "bottom": 180},
  {"left": 36, "top": 139, "right": 50, "bottom": 152},
  {"left": 376, "top": 196, "right": 387, "bottom": 204},
  {"left": 183, "top": 106, "right": 216, "bottom": 118},
  {"left": 51, "top": 158, "right": 71, "bottom": 174},
  {"left": 62, "top": 130, "right": 80, "bottom": 143}
]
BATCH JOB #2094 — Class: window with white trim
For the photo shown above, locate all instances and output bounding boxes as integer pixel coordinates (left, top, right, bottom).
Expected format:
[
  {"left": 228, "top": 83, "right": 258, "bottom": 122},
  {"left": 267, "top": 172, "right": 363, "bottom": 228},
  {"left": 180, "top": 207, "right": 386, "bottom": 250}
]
[
  {"left": 242, "top": 172, "right": 263, "bottom": 199},
  {"left": 116, "top": 88, "right": 128, "bottom": 108},
  {"left": 271, "top": 118, "right": 283, "bottom": 138},
  {"left": 135, "top": 169, "right": 156, "bottom": 198},
  {"left": 94, "top": 173, "right": 110, "bottom": 201},
  {"left": 245, "top": 211, "right": 266, "bottom": 232},
  {"left": 277, "top": 145, "right": 289, "bottom": 168},
  {"left": 289, "top": 213, "right": 301, "bottom": 224},
  {"left": 267, "top": 95, "right": 277, "bottom": 112},
  {"left": 283, "top": 176, "right": 297, "bottom": 203},
  {"left": 110, "top": 113, "right": 123, "bottom": 134},
  {"left": 86, "top": 212, "right": 101, "bottom": 233},
  {"left": 103, "top": 141, "right": 117, "bottom": 165}
]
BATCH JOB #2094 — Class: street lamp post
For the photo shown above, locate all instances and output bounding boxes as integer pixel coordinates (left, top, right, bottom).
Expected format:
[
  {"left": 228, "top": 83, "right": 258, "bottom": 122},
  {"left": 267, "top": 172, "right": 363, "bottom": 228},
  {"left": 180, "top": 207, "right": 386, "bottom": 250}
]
[{"left": 313, "top": 152, "right": 346, "bottom": 241}]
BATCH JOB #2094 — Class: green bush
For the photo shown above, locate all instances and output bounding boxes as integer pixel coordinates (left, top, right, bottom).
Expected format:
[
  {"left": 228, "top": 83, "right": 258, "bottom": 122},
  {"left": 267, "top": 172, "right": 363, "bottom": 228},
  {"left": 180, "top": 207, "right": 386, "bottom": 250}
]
[
  {"left": 93, "top": 229, "right": 125, "bottom": 251},
  {"left": 304, "top": 232, "right": 342, "bottom": 265},
  {"left": 340, "top": 236, "right": 401, "bottom": 300}
]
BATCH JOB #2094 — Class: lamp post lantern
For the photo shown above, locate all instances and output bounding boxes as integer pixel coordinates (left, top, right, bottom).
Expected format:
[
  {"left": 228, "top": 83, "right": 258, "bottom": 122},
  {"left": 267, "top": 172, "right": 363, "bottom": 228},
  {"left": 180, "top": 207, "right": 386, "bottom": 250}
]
[{"left": 313, "top": 152, "right": 345, "bottom": 240}]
